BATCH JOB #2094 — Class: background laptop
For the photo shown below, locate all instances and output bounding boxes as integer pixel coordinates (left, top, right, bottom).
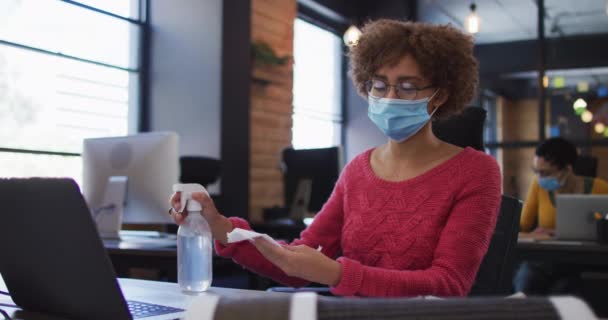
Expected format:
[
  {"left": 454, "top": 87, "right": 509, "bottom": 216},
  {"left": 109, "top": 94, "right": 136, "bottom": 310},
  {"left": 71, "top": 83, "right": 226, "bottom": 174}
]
[
  {"left": 556, "top": 194, "right": 608, "bottom": 241},
  {"left": 0, "top": 178, "right": 184, "bottom": 320}
]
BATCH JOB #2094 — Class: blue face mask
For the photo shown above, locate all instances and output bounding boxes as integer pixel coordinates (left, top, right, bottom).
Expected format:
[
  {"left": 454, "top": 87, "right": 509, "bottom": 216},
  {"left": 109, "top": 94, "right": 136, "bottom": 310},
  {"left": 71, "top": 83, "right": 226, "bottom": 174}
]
[
  {"left": 367, "top": 91, "right": 438, "bottom": 143},
  {"left": 538, "top": 176, "right": 562, "bottom": 191}
]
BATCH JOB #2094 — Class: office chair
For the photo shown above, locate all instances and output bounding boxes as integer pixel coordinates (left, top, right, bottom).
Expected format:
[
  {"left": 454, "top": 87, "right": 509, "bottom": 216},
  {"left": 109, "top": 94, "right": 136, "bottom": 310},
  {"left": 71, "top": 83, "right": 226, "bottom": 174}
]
[
  {"left": 262, "top": 146, "right": 342, "bottom": 224},
  {"left": 573, "top": 155, "right": 598, "bottom": 178},
  {"left": 432, "top": 106, "right": 487, "bottom": 151},
  {"left": 433, "top": 109, "right": 522, "bottom": 294},
  {"left": 179, "top": 156, "right": 221, "bottom": 188},
  {"left": 469, "top": 195, "right": 523, "bottom": 296}
]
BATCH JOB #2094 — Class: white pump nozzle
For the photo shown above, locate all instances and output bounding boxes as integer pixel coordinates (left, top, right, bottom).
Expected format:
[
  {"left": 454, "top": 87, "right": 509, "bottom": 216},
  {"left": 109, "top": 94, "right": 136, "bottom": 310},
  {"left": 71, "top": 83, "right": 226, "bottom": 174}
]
[{"left": 172, "top": 183, "right": 209, "bottom": 212}]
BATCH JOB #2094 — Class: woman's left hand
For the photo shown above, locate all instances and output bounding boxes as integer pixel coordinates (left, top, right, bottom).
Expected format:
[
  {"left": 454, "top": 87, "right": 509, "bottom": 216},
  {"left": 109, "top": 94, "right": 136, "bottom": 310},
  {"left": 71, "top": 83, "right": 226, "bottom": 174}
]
[{"left": 252, "top": 238, "right": 342, "bottom": 286}]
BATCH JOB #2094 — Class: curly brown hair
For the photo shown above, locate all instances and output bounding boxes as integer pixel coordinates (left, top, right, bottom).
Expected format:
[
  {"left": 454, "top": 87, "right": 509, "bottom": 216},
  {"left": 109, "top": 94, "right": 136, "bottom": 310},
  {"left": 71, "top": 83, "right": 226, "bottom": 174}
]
[{"left": 349, "top": 19, "right": 478, "bottom": 120}]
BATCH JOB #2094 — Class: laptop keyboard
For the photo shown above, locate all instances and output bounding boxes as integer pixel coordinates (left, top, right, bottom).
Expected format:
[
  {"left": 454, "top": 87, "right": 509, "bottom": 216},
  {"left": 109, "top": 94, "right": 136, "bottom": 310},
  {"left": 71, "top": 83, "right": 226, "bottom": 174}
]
[{"left": 127, "top": 300, "right": 184, "bottom": 319}]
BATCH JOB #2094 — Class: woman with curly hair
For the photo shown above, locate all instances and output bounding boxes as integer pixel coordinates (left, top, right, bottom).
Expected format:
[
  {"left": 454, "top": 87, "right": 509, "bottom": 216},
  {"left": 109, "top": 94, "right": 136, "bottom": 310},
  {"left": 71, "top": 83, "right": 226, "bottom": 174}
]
[
  {"left": 520, "top": 137, "right": 608, "bottom": 236},
  {"left": 169, "top": 19, "right": 502, "bottom": 297},
  {"left": 514, "top": 137, "right": 608, "bottom": 294}
]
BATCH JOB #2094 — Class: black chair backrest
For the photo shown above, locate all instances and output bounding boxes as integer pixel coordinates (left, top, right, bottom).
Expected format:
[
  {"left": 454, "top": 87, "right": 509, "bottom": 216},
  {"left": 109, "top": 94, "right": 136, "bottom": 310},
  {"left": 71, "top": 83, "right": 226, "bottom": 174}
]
[
  {"left": 432, "top": 107, "right": 487, "bottom": 151},
  {"left": 179, "top": 156, "right": 221, "bottom": 188},
  {"left": 574, "top": 155, "right": 598, "bottom": 178},
  {"left": 469, "top": 195, "right": 523, "bottom": 296},
  {"left": 282, "top": 147, "right": 341, "bottom": 213}
]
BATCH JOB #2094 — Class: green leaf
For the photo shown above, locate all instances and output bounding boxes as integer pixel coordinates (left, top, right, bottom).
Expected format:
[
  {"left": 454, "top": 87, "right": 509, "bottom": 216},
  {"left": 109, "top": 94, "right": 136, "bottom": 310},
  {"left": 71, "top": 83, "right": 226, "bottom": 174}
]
[{"left": 251, "top": 41, "right": 290, "bottom": 66}]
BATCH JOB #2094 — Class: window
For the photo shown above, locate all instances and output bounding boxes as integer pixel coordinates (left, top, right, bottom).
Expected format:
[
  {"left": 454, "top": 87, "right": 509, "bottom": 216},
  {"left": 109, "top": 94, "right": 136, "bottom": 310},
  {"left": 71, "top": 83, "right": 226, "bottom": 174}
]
[
  {"left": 0, "top": 0, "right": 144, "bottom": 185},
  {"left": 292, "top": 18, "right": 343, "bottom": 149}
]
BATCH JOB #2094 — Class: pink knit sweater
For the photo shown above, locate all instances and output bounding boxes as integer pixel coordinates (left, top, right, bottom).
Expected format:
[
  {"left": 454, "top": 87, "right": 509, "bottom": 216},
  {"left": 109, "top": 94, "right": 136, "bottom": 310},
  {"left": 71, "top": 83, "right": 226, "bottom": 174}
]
[{"left": 216, "top": 147, "right": 502, "bottom": 297}]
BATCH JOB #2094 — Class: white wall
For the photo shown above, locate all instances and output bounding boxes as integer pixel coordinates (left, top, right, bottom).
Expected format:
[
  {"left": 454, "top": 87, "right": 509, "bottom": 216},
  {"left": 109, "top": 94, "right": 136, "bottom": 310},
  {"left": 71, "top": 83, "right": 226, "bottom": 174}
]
[
  {"left": 344, "top": 77, "right": 386, "bottom": 162},
  {"left": 149, "top": 0, "right": 222, "bottom": 159}
]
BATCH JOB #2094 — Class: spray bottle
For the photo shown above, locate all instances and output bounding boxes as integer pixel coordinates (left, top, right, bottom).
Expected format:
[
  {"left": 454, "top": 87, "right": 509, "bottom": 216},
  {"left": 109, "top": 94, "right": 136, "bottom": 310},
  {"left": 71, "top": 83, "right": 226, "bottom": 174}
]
[{"left": 173, "top": 183, "right": 212, "bottom": 293}]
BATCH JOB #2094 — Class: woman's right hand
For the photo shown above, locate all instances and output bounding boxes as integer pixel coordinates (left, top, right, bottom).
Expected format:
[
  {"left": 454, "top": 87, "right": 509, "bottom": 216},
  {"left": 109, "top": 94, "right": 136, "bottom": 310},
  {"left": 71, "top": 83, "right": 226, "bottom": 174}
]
[
  {"left": 169, "top": 191, "right": 233, "bottom": 244},
  {"left": 169, "top": 191, "right": 221, "bottom": 225}
]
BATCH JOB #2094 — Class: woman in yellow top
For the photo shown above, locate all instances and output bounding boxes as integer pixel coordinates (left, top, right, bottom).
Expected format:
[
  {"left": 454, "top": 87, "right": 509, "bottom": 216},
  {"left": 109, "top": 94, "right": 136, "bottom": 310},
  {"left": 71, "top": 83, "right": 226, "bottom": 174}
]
[
  {"left": 515, "top": 137, "right": 608, "bottom": 294},
  {"left": 520, "top": 137, "right": 608, "bottom": 235}
]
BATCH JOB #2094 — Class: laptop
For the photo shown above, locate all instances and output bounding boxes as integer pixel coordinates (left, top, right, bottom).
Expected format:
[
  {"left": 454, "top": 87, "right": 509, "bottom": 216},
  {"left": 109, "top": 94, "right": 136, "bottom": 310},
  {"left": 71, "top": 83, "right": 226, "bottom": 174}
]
[
  {"left": 555, "top": 194, "right": 608, "bottom": 241},
  {"left": 0, "top": 178, "right": 185, "bottom": 320}
]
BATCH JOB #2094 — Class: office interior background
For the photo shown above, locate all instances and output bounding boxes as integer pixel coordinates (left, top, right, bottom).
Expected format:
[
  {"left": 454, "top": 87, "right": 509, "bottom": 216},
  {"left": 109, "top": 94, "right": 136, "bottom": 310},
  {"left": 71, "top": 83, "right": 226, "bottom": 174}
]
[
  {"left": 2, "top": 0, "right": 608, "bottom": 300},
  {"left": 3, "top": 0, "right": 608, "bottom": 217}
]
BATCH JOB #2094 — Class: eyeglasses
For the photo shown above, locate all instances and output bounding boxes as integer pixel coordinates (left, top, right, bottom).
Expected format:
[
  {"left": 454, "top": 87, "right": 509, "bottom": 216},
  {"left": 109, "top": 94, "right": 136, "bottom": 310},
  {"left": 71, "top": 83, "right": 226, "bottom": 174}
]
[
  {"left": 365, "top": 79, "right": 434, "bottom": 100},
  {"left": 532, "top": 167, "right": 561, "bottom": 178}
]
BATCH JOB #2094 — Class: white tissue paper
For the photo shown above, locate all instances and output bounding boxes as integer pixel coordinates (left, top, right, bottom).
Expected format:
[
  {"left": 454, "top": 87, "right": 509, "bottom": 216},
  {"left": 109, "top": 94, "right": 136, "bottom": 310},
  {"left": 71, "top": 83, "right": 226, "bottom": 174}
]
[
  {"left": 226, "top": 228, "right": 282, "bottom": 247},
  {"left": 226, "top": 228, "right": 323, "bottom": 251}
]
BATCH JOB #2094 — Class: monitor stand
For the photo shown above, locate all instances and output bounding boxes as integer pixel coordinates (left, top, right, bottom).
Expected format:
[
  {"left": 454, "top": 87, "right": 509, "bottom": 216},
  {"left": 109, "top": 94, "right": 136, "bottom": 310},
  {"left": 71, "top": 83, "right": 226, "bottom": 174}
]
[
  {"left": 289, "top": 179, "right": 312, "bottom": 222},
  {"left": 92, "top": 176, "right": 127, "bottom": 239}
]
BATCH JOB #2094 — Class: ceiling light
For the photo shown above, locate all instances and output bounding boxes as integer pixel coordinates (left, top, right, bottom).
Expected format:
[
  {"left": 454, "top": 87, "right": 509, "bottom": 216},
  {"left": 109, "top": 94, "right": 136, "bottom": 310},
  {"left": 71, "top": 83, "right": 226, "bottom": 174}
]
[
  {"left": 465, "top": 3, "right": 480, "bottom": 34},
  {"left": 343, "top": 25, "right": 362, "bottom": 47},
  {"left": 581, "top": 110, "right": 593, "bottom": 123},
  {"left": 595, "top": 123, "right": 606, "bottom": 134},
  {"left": 573, "top": 98, "right": 587, "bottom": 110}
]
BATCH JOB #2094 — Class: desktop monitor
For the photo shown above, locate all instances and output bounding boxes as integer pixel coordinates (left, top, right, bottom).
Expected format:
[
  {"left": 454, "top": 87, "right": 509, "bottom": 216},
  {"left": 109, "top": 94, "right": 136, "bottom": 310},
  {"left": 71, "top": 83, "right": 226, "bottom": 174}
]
[
  {"left": 82, "top": 131, "right": 179, "bottom": 225},
  {"left": 282, "top": 146, "right": 343, "bottom": 219}
]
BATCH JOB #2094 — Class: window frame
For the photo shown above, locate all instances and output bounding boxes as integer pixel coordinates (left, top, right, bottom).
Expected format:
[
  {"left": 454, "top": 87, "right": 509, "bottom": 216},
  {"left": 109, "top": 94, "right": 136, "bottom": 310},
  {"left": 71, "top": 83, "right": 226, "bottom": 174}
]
[{"left": 0, "top": 0, "right": 149, "bottom": 159}]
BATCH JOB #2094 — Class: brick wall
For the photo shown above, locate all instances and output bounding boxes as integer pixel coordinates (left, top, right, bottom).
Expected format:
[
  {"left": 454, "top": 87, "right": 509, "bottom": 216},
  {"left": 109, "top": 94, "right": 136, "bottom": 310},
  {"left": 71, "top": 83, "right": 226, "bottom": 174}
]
[{"left": 249, "top": 0, "right": 296, "bottom": 222}]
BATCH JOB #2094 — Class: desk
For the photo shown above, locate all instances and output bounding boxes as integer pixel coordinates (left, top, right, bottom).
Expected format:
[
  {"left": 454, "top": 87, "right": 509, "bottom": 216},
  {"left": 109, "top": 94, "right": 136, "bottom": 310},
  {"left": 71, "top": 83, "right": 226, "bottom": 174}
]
[
  {"left": 516, "top": 239, "right": 608, "bottom": 266},
  {"left": 103, "top": 234, "right": 253, "bottom": 289},
  {"left": 1, "top": 277, "right": 597, "bottom": 320},
  {"left": 104, "top": 235, "right": 179, "bottom": 281},
  {"left": 516, "top": 239, "right": 608, "bottom": 318},
  {"left": 0, "top": 277, "right": 287, "bottom": 320}
]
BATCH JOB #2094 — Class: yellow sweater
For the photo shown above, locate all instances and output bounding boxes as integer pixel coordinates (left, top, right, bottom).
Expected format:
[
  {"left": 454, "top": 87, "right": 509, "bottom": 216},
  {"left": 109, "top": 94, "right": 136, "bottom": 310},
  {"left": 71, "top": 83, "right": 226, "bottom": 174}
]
[{"left": 520, "top": 176, "right": 608, "bottom": 232}]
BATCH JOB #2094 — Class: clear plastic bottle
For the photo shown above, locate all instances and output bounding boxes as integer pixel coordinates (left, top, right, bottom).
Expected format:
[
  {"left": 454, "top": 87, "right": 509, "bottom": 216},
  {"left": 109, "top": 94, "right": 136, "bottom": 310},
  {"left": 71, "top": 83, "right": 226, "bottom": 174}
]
[{"left": 174, "top": 184, "right": 212, "bottom": 293}]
